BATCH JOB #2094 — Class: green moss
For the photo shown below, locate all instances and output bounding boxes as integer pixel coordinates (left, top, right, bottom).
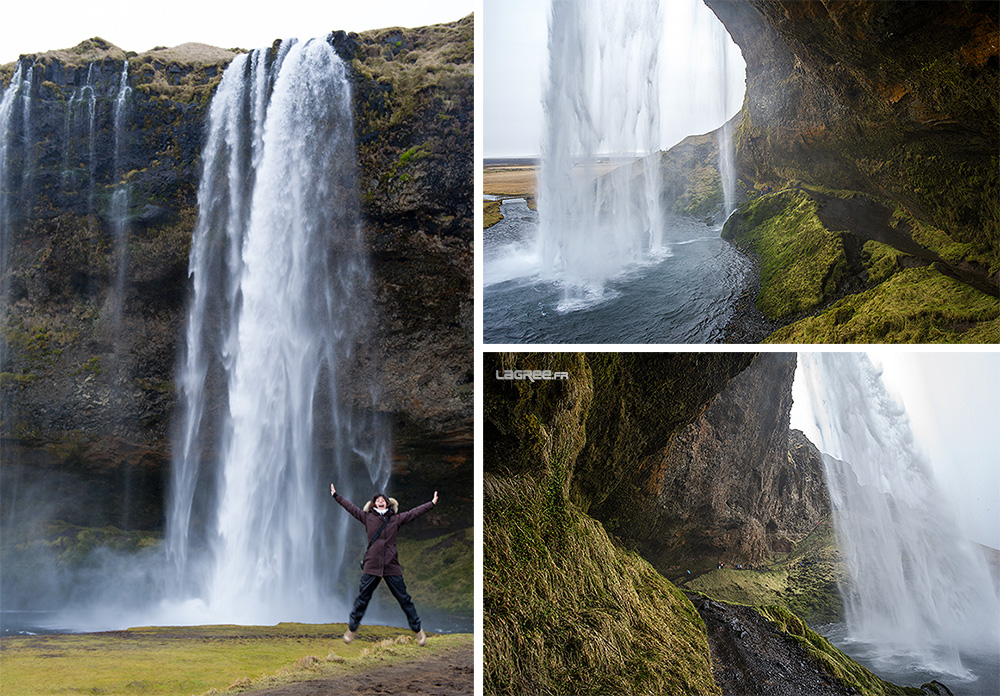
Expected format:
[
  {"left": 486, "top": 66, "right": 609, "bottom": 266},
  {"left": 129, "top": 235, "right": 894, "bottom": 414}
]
[
  {"left": 485, "top": 475, "right": 720, "bottom": 696},
  {"left": 483, "top": 200, "right": 502, "bottom": 229},
  {"left": 724, "top": 189, "right": 847, "bottom": 319},
  {"left": 754, "top": 606, "right": 925, "bottom": 696},
  {"left": 396, "top": 528, "right": 473, "bottom": 617},
  {"left": 684, "top": 519, "right": 844, "bottom": 625},
  {"left": 765, "top": 265, "right": 999, "bottom": 343},
  {"left": 72, "top": 356, "right": 104, "bottom": 376},
  {"left": 862, "top": 240, "right": 904, "bottom": 285}
]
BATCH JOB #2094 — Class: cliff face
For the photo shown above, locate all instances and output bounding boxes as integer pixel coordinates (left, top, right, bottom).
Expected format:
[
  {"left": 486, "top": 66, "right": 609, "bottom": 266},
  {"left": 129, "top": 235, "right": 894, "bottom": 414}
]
[
  {"left": 710, "top": 0, "right": 997, "bottom": 257},
  {"left": 702, "top": 0, "right": 998, "bottom": 342},
  {"left": 592, "top": 354, "right": 829, "bottom": 577},
  {"left": 0, "top": 19, "right": 472, "bottom": 532}
]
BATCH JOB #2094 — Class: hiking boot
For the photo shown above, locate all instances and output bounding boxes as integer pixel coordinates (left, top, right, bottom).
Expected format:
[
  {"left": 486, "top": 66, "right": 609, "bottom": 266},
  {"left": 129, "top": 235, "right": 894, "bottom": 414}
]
[
  {"left": 343, "top": 629, "right": 355, "bottom": 644},
  {"left": 415, "top": 629, "right": 426, "bottom": 646}
]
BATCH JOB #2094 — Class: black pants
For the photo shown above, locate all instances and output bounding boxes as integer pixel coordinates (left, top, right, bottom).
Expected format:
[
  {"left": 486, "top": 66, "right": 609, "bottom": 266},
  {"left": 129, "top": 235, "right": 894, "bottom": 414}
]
[{"left": 349, "top": 573, "right": 421, "bottom": 632}]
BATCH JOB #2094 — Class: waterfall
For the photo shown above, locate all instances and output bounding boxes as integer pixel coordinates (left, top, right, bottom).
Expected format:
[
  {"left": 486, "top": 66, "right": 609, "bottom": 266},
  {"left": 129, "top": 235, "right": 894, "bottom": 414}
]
[
  {"left": 714, "top": 21, "right": 736, "bottom": 221},
  {"left": 1, "top": 64, "right": 24, "bottom": 273},
  {"left": 797, "top": 353, "right": 1000, "bottom": 677},
  {"left": 84, "top": 65, "right": 96, "bottom": 217},
  {"left": 537, "top": 0, "right": 665, "bottom": 306},
  {"left": 110, "top": 61, "right": 131, "bottom": 337},
  {"left": 165, "top": 36, "right": 390, "bottom": 625}
]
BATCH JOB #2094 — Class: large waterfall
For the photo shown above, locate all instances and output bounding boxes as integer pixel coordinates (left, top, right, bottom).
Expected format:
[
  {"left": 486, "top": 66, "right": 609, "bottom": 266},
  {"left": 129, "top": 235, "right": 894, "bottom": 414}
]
[
  {"left": 537, "top": 0, "right": 665, "bottom": 307},
  {"left": 797, "top": 353, "right": 1000, "bottom": 678},
  {"left": 165, "top": 36, "right": 391, "bottom": 624}
]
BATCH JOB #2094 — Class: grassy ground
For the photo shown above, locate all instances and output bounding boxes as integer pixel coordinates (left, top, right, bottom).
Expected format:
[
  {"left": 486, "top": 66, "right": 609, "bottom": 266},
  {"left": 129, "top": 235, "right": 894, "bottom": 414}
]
[
  {"left": 483, "top": 165, "right": 537, "bottom": 198},
  {"left": 766, "top": 265, "right": 999, "bottom": 343},
  {"left": 484, "top": 200, "right": 503, "bottom": 229},
  {"left": 682, "top": 518, "right": 845, "bottom": 626},
  {"left": 0, "top": 623, "right": 470, "bottom": 696}
]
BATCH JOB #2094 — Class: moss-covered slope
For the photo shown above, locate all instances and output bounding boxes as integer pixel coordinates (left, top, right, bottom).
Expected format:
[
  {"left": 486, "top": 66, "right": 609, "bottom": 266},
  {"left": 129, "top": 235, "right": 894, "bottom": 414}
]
[
  {"left": 486, "top": 476, "right": 720, "bottom": 696},
  {"left": 484, "top": 353, "right": 752, "bottom": 694}
]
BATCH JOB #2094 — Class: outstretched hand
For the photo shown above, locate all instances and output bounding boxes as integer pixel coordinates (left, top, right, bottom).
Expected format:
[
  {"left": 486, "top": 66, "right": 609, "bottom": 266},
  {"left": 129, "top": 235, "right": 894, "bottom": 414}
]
[
  {"left": 432, "top": 491, "right": 439, "bottom": 505},
  {"left": 330, "top": 483, "right": 336, "bottom": 496}
]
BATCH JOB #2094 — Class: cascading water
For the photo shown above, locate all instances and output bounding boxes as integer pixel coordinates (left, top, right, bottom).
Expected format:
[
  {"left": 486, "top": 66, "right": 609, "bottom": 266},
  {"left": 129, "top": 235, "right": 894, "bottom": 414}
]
[
  {"left": 797, "top": 353, "right": 1000, "bottom": 679},
  {"left": 537, "top": 0, "right": 665, "bottom": 306},
  {"left": 712, "top": 20, "right": 737, "bottom": 221},
  {"left": 85, "top": 65, "right": 96, "bottom": 217},
  {"left": 165, "top": 36, "right": 391, "bottom": 625},
  {"left": 110, "top": 61, "right": 131, "bottom": 338}
]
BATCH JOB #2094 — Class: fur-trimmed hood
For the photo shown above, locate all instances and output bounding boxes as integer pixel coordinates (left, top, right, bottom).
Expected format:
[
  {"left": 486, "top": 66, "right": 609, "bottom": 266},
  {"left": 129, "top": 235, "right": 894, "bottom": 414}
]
[{"left": 363, "top": 495, "right": 399, "bottom": 514}]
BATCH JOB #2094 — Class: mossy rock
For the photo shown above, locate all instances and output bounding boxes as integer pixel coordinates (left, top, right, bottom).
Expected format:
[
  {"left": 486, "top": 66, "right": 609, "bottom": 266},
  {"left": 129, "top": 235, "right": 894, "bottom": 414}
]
[
  {"left": 755, "top": 605, "right": 925, "bottom": 696},
  {"left": 765, "top": 265, "right": 999, "bottom": 343},
  {"left": 723, "top": 188, "right": 848, "bottom": 320}
]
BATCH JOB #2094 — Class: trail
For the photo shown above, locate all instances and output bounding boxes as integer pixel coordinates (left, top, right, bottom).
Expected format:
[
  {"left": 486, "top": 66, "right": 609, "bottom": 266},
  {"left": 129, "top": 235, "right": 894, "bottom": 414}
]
[{"left": 239, "top": 644, "right": 473, "bottom": 696}]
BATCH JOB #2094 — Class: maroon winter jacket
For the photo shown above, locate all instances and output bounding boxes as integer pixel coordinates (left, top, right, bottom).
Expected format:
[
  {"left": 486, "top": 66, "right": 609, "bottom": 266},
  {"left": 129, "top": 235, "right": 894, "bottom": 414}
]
[{"left": 333, "top": 492, "right": 435, "bottom": 576}]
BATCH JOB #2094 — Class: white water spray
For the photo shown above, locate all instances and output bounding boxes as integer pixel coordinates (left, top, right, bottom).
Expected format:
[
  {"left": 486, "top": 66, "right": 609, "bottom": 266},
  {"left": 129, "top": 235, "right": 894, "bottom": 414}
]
[
  {"left": 797, "top": 353, "right": 1000, "bottom": 677},
  {"left": 537, "top": 0, "right": 665, "bottom": 304},
  {"left": 165, "top": 36, "right": 390, "bottom": 625}
]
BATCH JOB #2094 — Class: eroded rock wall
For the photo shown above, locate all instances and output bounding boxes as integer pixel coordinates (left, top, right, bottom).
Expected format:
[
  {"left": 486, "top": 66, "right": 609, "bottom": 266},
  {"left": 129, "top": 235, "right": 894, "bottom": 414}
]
[{"left": 706, "top": 0, "right": 999, "bottom": 274}]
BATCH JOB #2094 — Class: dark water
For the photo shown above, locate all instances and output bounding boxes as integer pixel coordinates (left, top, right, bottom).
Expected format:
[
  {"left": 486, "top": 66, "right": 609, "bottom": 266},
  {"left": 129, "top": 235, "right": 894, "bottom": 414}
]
[
  {"left": 819, "top": 623, "right": 1000, "bottom": 696},
  {"left": 483, "top": 198, "right": 751, "bottom": 344}
]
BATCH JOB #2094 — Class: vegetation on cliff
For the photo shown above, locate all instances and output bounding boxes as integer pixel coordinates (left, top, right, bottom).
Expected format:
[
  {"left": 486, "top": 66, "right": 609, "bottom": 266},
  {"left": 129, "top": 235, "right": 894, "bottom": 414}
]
[
  {"left": 700, "top": 0, "right": 999, "bottom": 343},
  {"left": 485, "top": 353, "right": 777, "bottom": 694},
  {"left": 486, "top": 475, "right": 719, "bottom": 696}
]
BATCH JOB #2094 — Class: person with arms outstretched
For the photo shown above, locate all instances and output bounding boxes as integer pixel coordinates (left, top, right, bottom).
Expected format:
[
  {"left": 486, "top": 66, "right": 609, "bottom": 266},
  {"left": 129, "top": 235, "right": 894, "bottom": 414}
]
[{"left": 330, "top": 483, "right": 438, "bottom": 645}]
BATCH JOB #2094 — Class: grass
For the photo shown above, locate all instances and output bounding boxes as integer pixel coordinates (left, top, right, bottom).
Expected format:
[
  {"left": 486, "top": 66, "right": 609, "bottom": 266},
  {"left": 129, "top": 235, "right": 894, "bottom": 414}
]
[
  {"left": 396, "top": 527, "right": 474, "bottom": 616},
  {"left": 765, "top": 265, "right": 999, "bottom": 343},
  {"left": 723, "top": 189, "right": 848, "bottom": 319},
  {"left": 0, "top": 623, "right": 470, "bottom": 696},
  {"left": 484, "top": 200, "right": 502, "bottom": 229},
  {"left": 485, "top": 474, "right": 720, "bottom": 696},
  {"left": 683, "top": 518, "right": 845, "bottom": 625},
  {"left": 754, "top": 606, "right": 924, "bottom": 696}
]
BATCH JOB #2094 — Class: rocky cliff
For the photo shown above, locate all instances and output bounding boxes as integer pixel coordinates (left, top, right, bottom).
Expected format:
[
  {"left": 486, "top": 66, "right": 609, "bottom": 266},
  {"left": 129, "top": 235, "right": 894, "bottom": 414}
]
[
  {"left": 591, "top": 353, "right": 829, "bottom": 579},
  {"left": 698, "top": 0, "right": 998, "bottom": 342},
  {"left": 0, "top": 18, "right": 471, "bottom": 591},
  {"left": 484, "top": 352, "right": 841, "bottom": 694}
]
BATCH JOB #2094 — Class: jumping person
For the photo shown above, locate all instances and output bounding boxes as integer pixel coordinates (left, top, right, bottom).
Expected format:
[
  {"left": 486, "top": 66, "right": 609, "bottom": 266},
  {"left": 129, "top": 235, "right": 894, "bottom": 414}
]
[{"left": 330, "top": 483, "right": 438, "bottom": 646}]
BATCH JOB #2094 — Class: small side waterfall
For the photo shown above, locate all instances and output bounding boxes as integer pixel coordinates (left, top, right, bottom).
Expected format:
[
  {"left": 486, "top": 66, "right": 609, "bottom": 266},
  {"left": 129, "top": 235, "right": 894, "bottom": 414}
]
[
  {"left": 0, "top": 64, "right": 25, "bottom": 270},
  {"left": 85, "top": 65, "right": 97, "bottom": 217},
  {"left": 537, "top": 0, "right": 665, "bottom": 306},
  {"left": 713, "top": 23, "right": 736, "bottom": 221},
  {"left": 165, "top": 36, "right": 390, "bottom": 624},
  {"left": 797, "top": 353, "right": 1000, "bottom": 677},
  {"left": 110, "top": 61, "right": 131, "bottom": 339}
]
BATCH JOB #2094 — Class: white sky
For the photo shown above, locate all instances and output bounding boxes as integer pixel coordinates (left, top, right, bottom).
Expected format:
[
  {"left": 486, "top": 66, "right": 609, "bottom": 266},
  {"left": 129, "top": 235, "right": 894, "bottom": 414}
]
[
  {"left": 484, "top": 0, "right": 746, "bottom": 158},
  {"left": 791, "top": 351, "right": 1000, "bottom": 550},
  {"left": 0, "top": 1, "right": 475, "bottom": 65}
]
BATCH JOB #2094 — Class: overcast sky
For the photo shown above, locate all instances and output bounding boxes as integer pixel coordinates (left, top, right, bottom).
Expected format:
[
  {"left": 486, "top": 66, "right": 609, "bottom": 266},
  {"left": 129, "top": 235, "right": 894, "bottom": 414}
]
[
  {"left": 485, "top": 0, "right": 746, "bottom": 158},
  {"left": 791, "top": 351, "right": 1000, "bottom": 550},
  {"left": 0, "top": 1, "right": 474, "bottom": 65}
]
